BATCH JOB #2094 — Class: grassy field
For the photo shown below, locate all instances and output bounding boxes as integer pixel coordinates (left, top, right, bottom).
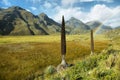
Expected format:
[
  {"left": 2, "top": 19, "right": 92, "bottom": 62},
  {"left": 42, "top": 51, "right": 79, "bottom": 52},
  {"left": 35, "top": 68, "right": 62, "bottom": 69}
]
[
  {"left": 41, "top": 33, "right": 120, "bottom": 80},
  {"left": 0, "top": 35, "right": 110, "bottom": 80}
]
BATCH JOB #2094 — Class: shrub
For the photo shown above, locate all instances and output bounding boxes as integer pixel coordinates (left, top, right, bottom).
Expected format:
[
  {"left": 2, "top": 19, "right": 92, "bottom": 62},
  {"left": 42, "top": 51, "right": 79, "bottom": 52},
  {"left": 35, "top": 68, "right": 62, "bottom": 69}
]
[
  {"left": 44, "top": 65, "right": 56, "bottom": 75},
  {"left": 81, "top": 55, "right": 98, "bottom": 71},
  {"left": 115, "top": 53, "right": 120, "bottom": 71},
  {"left": 105, "top": 54, "right": 116, "bottom": 69}
]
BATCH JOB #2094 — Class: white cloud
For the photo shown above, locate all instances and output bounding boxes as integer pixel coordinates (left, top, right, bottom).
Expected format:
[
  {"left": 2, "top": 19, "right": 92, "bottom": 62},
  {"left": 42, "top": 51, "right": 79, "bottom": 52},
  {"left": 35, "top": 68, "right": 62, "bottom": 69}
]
[
  {"left": 79, "top": 0, "right": 113, "bottom": 3},
  {"left": 26, "top": 0, "right": 41, "bottom": 4},
  {"left": 86, "top": 4, "right": 120, "bottom": 27},
  {"left": 2, "top": 0, "right": 11, "bottom": 6},
  {"left": 87, "top": 4, "right": 113, "bottom": 22},
  {"left": 61, "top": 0, "right": 78, "bottom": 7},
  {"left": 97, "top": 0, "right": 113, "bottom": 3},
  {"left": 43, "top": 1, "right": 52, "bottom": 9},
  {"left": 53, "top": 4, "right": 120, "bottom": 27},
  {"left": 30, "top": 7, "right": 37, "bottom": 11},
  {"left": 79, "top": 0, "right": 94, "bottom": 2},
  {"left": 105, "top": 6, "right": 120, "bottom": 27},
  {"left": 53, "top": 6, "right": 85, "bottom": 22},
  {"left": 61, "top": 0, "right": 114, "bottom": 7}
]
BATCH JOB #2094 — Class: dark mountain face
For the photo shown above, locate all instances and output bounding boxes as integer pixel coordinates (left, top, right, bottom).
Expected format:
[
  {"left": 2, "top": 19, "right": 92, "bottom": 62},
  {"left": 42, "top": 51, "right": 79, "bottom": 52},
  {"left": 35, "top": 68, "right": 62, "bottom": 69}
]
[
  {"left": 86, "top": 21, "right": 112, "bottom": 34},
  {"left": 66, "top": 17, "right": 90, "bottom": 34},
  {"left": 0, "top": 8, "right": 3, "bottom": 11},
  {"left": 0, "top": 6, "right": 60, "bottom": 35}
]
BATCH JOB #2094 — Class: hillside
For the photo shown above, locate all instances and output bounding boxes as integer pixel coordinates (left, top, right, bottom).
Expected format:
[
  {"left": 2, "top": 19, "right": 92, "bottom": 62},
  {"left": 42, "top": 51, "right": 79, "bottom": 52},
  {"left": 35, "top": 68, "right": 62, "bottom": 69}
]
[{"left": 0, "top": 6, "right": 60, "bottom": 35}]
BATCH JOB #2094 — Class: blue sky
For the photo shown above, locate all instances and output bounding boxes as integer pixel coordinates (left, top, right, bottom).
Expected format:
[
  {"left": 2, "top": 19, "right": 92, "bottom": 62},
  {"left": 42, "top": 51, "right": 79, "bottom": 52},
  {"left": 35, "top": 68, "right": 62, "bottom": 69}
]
[{"left": 0, "top": 0, "right": 120, "bottom": 27}]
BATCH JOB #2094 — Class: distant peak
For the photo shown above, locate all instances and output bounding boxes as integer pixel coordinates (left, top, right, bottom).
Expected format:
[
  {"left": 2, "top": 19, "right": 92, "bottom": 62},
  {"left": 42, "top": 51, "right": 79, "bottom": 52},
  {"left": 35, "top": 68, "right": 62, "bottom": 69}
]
[
  {"left": 39, "top": 13, "right": 48, "bottom": 17},
  {"left": 70, "top": 17, "right": 76, "bottom": 20},
  {"left": 9, "top": 6, "right": 24, "bottom": 10},
  {"left": 67, "top": 17, "right": 83, "bottom": 23},
  {"left": 39, "top": 13, "right": 49, "bottom": 19},
  {"left": 69, "top": 17, "right": 80, "bottom": 21}
]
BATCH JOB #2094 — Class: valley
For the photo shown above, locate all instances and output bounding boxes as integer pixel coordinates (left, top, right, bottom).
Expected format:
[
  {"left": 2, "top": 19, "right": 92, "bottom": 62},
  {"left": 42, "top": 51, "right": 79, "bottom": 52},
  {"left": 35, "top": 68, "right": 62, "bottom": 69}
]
[{"left": 0, "top": 35, "right": 109, "bottom": 80}]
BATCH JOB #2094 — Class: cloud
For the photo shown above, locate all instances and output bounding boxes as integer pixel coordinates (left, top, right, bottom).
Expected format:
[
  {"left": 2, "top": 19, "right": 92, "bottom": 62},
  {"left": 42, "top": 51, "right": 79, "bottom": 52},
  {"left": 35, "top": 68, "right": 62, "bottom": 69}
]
[
  {"left": 53, "top": 6, "right": 84, "bottom": 22},
  {"left": 87, "top": 4, "right": 113, "bottom": 22},
  {"left": 26, "top": 9, "right": 31, "bottom": 12},
  {"left": 53, "top": 4, "right": 120, "bottom": 27},
  {"left": 43, "top": 1, "right": 52, "bottom": 9},
  {"left": 104, "top": 6, "right": 120, "bottom": 27},
  {"left": 61, "top": 0, "right": 78, "bottom": 7},
  {"left": 61, "top": 0, "right": 114, "bottom": 7},
  {"left": 87, "top": 4, "right": 120, "bottom": 27},
  {"left": 30, "top": 7, "right": 37, "bottom": 11},
  {"left": 79, "top": 0, "right": 113, "bottom": 3},
  {"left": 2, "top": 0, "right": 11, "bottom": 6},
  {"left": 26, "top": 0, "right": 41, "bottom": 4}
]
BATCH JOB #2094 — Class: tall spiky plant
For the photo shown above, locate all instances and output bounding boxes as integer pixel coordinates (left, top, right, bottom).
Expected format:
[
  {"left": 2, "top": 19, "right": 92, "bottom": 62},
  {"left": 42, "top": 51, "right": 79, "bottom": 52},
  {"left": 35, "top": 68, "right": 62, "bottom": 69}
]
[
  {"left": 61, "top": 15, "right": 67, "bottom": 66},
  {"left": 90, "top": 30, "right": 94, "bottom": 55}
]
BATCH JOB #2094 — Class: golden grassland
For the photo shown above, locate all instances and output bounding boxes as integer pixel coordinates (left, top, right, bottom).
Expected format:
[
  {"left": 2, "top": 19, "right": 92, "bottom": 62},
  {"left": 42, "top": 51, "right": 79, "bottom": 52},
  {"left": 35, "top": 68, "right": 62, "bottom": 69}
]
[{"left": 0, "top": 35, "right": 110, "bottom": 80}]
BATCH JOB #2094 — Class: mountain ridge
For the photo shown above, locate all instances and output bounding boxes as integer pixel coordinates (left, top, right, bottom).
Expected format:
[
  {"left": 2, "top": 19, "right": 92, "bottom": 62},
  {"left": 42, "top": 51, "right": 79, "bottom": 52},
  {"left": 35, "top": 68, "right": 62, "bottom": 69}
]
[
  {"left": 0, "top": 6, "right": 61, "bottom": 35},
  {"left": 86, "top": 21, "right": 112, "bottom": 34},
  {"left": 0, "top": 6, "right": 114, "bottom": 35}
]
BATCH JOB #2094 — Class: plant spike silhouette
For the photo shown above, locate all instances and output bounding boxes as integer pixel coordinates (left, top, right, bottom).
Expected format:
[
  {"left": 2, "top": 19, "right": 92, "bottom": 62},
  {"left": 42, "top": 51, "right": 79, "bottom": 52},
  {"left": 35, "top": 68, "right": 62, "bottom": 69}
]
[
  {"left": 90, "top": 29, "right": 94, "bottom": 55},
  {"left": 61, "top": 15, "right": 67, "bottom": 66}
]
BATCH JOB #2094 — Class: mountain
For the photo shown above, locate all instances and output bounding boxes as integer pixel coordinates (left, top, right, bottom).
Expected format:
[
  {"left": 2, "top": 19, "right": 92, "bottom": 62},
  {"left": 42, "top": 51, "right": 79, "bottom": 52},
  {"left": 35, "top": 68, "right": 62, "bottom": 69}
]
[
  {"left": 0, "top": 8, "right": 3, "bottom": 11},
  {"left": 66, "top": 17, "right": 90, "bottom": 34},
  {"left": 0, "top": 6, "right": 114, "bottom": 35},
  {"left": 115, "top": 26, "right": 120, "bottom": 29},
  {"left": 86, "top": 21, "right": 112, "bottom": 34},
  {"left": 39, "top": 13, "right": 61, "bottom": 34},
  {"left": 0, "top": 6, "right": 60, "bottom": 35}
]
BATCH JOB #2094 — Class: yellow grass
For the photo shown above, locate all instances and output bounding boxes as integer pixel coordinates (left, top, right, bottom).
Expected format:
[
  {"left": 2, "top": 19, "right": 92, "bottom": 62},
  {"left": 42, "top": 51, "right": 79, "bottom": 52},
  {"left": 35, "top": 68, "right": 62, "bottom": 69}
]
[
  {"left": 0, "top": 34, "right": 108, "bottom": 43},
  {"left": 0, "top": 35, "right": 109, "bottom": 80}
]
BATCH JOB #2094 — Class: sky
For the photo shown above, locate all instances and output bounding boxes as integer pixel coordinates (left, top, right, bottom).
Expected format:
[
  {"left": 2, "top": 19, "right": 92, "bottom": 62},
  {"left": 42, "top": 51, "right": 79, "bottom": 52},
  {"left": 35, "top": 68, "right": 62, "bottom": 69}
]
[{"left": 0, "top": 0, "right": 120, "bottom": 27}]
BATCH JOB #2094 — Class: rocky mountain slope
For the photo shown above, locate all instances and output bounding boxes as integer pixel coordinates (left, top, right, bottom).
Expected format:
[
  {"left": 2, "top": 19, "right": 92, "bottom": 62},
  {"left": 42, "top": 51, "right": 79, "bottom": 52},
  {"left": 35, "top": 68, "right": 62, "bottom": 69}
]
[
  {"left": 0, "top": 6, "right": 60, "bottom": 35},
  {"left": 65, "top": 17, "right": 90, "bottom": 34},
  {"left": 0, "top": 6, "right": 114, "bottom": 35}
]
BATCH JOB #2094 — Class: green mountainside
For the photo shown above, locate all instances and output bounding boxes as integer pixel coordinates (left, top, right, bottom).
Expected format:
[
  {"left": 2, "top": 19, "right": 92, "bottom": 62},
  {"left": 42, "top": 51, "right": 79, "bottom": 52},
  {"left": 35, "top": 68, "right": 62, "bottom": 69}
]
[{"left": 0, "top": 6, "right": 60, "bottom": 35}]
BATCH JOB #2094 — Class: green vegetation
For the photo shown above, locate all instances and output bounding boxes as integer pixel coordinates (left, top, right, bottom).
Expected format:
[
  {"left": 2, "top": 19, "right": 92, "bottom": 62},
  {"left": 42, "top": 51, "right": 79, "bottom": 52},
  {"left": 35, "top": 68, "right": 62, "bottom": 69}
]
[
  {"left": 39, "top": 42, "right": 120, "bottom": 80},
  {"left": 34, "top": 30, "right": 120, "bottom": 80},
  {"left": 0, "top": 35, "right": 109, "bottom": 80}
]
